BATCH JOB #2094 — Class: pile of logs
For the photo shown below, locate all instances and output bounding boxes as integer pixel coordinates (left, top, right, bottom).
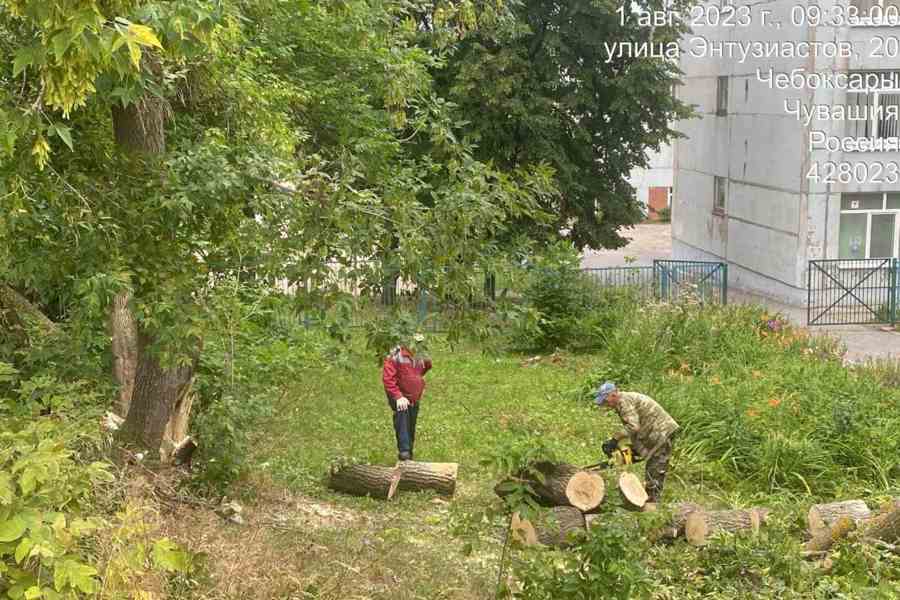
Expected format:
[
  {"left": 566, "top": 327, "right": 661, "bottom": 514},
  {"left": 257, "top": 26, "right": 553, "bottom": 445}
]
[
  {"left": 327, "top": 461, "right": 459, "bottom": 500},
  {"left": 803, "top": 498, "right": 900, "bottom": 560},
  {"left": 493, "top": 462, "right": 650, "bottom": 548}
]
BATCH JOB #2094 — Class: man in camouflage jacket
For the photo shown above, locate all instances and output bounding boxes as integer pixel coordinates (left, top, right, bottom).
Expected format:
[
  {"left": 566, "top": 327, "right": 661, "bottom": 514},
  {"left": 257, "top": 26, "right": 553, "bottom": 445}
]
[{"left": 595, "top": 382, "right": 679, "bottom": 505}]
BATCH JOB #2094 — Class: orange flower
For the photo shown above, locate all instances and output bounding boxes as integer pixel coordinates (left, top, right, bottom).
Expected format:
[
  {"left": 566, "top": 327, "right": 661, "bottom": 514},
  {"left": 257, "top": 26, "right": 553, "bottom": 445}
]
[
  {"left": 768, "top": 397, "right": 781, "bottom": 408},
  {"left": 746, "top": 408, "right": 760, "bottom": 418}
]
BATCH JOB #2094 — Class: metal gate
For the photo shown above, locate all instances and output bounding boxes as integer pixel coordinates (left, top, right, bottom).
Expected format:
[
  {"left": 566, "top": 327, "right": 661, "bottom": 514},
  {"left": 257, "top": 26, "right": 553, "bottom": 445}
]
[
  {"left": 807, "top": 258, "right": 898, "bottom": 326},
  {"left": 653, "top": 260, "right": 728, "bottom": 304}
]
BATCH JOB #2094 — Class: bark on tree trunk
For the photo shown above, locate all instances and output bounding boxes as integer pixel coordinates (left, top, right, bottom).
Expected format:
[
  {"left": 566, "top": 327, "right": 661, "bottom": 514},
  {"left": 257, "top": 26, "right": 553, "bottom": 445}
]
[
  {"left": 397, "top": 462, "right": 458, "bottom": 496},
  {"left": 861, "top": 502, "right": 900, "bottom": 543},
  {"left": 110, "top": 291, "right": 138, "bottom": 416},
  {"left": 511, "top": 507, "right": 587, "bottom": 549},
  {"left": 807, "top": 500, "right": 871, "bottom": 534},
  {"left": 804, "top": 516, "right": 856, "bottom": 555},
  {"left": 117, "top": 330, "right": 197, "bottom": 461},
  {"left": 112, "top": 95, "right": 167, "bottom": 155},
  {"left": 495, "top": 462, "right": 605, "bottom": 512},
  {"left": 328, "top": 464, "right": 402, "bottom": 500},
  {"left": 685, "top": 508, "right": 771, "bottom": 546},
  {"left": 0, "top": 284, "right": 58, "bottom": 346}
]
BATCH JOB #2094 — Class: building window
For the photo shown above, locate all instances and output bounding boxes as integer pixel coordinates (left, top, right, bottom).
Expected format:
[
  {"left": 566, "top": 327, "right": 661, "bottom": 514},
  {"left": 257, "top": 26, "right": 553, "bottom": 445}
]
[
  {"left": 839, "top": 192, "right": 900, "bottom": 258},
  {"left": 713, "top": 177, "right": 727, "bottom": 214},
  {"left": 716, "top": 76, "right": 728, "bottom": 116},
  {"left": 850, "top": 0, "right": 900, "bottom": 19},
  {"left": 846, "top": 73, "right": 900, "bottom": 142},
  {"left": 666, "top": 186, "right": 673, "bottom": 208}
]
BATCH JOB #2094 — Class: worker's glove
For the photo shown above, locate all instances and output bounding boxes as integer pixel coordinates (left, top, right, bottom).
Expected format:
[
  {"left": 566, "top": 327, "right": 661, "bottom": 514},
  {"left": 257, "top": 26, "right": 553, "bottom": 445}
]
[
  {"left": 601, "top": 438, "right": 619, "bottom": 457},
  {"left": 396, "top": 397, "right": 410, "bottom": 411}
]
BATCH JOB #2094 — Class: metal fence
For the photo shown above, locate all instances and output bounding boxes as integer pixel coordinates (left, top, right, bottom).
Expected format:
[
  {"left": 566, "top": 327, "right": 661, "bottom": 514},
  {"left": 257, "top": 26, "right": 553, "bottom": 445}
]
[
  {"left": 807, "top": 258, "right": 899, "bottom": 326},
  {"left": 288, "top": 259, "right": 729, "bottom": 332}
]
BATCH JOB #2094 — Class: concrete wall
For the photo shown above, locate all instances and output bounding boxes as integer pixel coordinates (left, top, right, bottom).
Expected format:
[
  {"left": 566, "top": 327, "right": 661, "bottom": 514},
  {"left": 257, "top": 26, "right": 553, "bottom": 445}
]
[{"left": 629, "top": 144, "right": 674, "bottom": 212}]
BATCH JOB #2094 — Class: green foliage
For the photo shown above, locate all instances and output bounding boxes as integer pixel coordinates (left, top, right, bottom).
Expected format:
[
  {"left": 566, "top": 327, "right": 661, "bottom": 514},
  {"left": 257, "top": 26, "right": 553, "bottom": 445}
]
[
  {"left": 656, "top": 206, "right": 672, "bottom": 223},
  {"left": 0, "top": 416, "right": 112, "bottom": 599},
  {"left": 513, "top": 519, "right": 651, "bottom": 600}
]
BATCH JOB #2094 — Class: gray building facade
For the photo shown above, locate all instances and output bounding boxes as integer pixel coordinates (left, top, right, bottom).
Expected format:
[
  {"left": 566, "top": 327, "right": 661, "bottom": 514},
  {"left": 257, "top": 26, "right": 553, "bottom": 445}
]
[{"left": 673, "top": 0, "right": 900, "bottom": 305}]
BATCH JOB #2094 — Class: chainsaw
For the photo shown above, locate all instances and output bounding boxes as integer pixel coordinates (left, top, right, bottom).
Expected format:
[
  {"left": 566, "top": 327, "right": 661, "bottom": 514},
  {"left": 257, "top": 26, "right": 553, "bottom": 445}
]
[{"left": 582, "top": 442, "right": 641, "bottom": 470}]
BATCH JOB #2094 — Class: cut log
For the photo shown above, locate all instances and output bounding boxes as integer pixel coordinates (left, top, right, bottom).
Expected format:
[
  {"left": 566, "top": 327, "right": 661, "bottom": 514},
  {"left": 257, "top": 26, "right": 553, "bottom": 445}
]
[
  {"left": 860, "top": 502, "right": 900, "bottom": 544},
  {"left": 511, "top": 506, "right": 587, "bottom": 548},
  {"left": 397, "top": 462, "right": 458, "bottom": 496},
  {"left": 496, "top": 462, "right": 605, "bottom": 512},
  {"left": 328, "top": 464, "right": 401, "bottom": 500},
  {"left": 804, "top": 516, "right": 856, "bottom": 555},
  {"left": 807, "top": 500, "right": 871, "bottom": 533},
  {"left": 618, "top": 472, "right": 648, "bottom": 510},
  {"left": 652, "top": 502, "right": 703, "bottom": 543},
  {"left": 685, "top": 508, "right": 770, "bottom": 546}
]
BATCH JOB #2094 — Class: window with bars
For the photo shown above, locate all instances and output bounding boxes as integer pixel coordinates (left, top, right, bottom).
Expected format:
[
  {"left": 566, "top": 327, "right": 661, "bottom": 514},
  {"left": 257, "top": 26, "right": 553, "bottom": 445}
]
[
  {"left": 713, "top": 177, "right": 727, "bottom": 214},
  {"left": 716, "top": 76, "right": 728, "bottom": 116}
]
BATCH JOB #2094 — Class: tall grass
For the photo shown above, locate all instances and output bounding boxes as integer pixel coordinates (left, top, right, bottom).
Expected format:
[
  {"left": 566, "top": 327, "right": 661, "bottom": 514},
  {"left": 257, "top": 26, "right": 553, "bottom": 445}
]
[{"left": 580, "top": 301, "right": 900, "bottom": 497}]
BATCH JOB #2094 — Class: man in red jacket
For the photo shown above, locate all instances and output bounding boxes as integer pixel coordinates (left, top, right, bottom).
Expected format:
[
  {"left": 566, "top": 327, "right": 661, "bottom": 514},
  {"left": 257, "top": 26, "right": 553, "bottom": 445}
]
[{"left": 382, "top": 335, "right": 432, "bottom": 461}]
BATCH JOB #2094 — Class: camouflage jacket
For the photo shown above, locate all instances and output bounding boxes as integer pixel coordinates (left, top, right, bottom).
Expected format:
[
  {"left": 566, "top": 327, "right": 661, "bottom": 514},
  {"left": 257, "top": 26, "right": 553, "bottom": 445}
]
[{"left": 613, "top": 392, "right": 679, "bottom": 456}]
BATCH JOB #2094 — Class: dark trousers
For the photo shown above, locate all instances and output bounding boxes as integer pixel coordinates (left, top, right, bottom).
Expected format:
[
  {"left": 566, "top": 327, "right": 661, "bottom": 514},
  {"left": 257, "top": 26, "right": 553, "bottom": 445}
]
[
  {"left": 388, "top": 396, "right": 419, "bottom": 458},
  {"left": 645, "top": 435, "right": 675, "bottom": 502}
]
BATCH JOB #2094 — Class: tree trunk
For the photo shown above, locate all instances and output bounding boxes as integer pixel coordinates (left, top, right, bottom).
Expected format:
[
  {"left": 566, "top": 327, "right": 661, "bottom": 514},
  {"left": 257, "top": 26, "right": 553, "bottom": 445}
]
[
  {"left": 511, "top": 507, "right": 586, "bottom": 548},
  {"left": 804, "top": 516, "right": 856, "bottom": 555},
  {"left": 0, "top": 284, "right": 58, "bottom": 346},
  {"left": 397, "top": 461, "right": 458, "bottom": 496},
  {"left": 328, "top": 464, "right": 401, "bottom": 500},
  {"left": 496, "top": 462, "right": 605, "bottom": 512},
  {"left": 807, "top": 500, "right": 871, "bottom": 534},
  {"left": 110, "top": 291, "right": 138, "bottom": 416},
  {"left": 112, "top": 95, "right": 167, "bottom": 155},
  {"left": 618, "top": 472, "right": 648, "bottom": 510},
  {"left": 117, "top": 330, "right": 197, "bottom": 461},
  {"left": 685, "top": 508, "right": 770, "bottom": 546}
]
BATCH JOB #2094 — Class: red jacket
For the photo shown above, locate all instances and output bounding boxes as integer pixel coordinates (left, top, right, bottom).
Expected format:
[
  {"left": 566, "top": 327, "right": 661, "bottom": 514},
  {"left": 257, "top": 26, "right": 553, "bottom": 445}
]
[{"left": 382, "top": 346, "right": 432, "bottom": 403}]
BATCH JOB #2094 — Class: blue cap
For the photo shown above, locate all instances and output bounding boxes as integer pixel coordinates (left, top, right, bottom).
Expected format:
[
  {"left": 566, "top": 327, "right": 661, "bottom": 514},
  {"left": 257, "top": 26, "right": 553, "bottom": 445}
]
[{"left": 595, "top": 382, "right": 617, "bottom": 406}]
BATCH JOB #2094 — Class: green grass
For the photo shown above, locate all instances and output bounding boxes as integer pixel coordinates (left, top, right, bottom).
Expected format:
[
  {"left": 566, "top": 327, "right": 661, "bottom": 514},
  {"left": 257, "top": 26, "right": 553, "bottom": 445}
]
[{"left": 219, "top": 303, "right": 900, "bottom": 599}]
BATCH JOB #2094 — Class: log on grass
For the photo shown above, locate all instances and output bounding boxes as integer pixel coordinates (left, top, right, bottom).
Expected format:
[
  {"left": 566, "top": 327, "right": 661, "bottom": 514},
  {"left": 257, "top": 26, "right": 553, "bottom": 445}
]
[
  {"left": 328, "top": 464, "right": 401, "bottom": 500},
  {"left": 511, "top": 506, "right": 587, "bottom": 548},
  {"left": 860, "top": 502, "right": 900, "bottom": 544},
  {"left": 684, "top": 508, "right": 771, "bottom": 546},
  {"left": 804, "top": 516, "right": 856, "bottom": 556},
  {"left": 807, "top": 500, "right": 871, "bottom": 533},
  {"left": 496, "top": 462, "right": 605, "bottom": 512},
  {"left": 652, "top": 502, "right": 704, "bottom": 543},
  {"left": 618, "top": 472, "right": 648, "bottom": 510},
  {"left": 397, "top": 461, "right": 458, "bottom": 496}
]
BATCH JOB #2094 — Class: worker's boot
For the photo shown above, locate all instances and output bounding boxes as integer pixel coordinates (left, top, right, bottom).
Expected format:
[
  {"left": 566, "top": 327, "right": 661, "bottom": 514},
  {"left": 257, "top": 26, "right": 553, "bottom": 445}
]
[{"left": 398, "top": 451, "right": 412, "bottom": 461}]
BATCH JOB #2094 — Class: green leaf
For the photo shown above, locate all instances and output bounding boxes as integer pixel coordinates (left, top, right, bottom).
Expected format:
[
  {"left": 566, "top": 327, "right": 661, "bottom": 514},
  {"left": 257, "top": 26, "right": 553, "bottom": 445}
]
[
  {"left": 50, "top": 125, "right": 73, "bottom": 152},
  {"left": 15, "top": 537, "right": 33, "bottom": 563},
  {"left": 0, "top": 473, "right": 13, "bottom": 505},
  {"left": 152, "top": 538, "right": 191, "bottom": 573},
  {"left": 13, "top": 47, "right": 35, "bottom": 77},
  {"left": 0, "top": 515, "right": 27, "bottom": 542},
  {"left": 24, "top": 585, "right": 41, "bottom": 600},
  {"left": 128, "top": 24, "right": 162, "bottom": 48}
]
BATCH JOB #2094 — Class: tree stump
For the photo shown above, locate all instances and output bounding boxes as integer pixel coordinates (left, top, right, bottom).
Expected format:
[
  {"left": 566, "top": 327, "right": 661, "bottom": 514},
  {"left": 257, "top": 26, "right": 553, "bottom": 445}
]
[
  {"left": 618, "top": 472, "right": 648, "bottom": 510},
  {"left": 511, "top": 506, "right": 587, "bottom": 548},
  {"left": 328, "top": 464, "right": 401, "bottom": 500},
  {"left": 496, "top": 462, "right": 605, "bottom": 512},
  {"left": 807, "top": 500, "right": 871, "bottom": 533},
  {"left": 804, "top": 516, "right": 856, "bottom": 555},
  {"left": 685, "top": 508, "right": 770, "bottom": 546},
  {"left": 397, "top": 462, "right": 458, "bottom": 496}
]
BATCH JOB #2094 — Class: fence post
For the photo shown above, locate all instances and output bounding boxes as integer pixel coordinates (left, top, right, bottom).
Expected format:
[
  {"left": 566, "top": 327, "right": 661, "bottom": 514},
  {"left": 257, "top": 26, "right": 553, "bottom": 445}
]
[
  {"left": 891, "top": 258, "right": 898, "bottom": 326},
  {"left": 807, "top": 261, "right": 813, "bottom": 326},
  {"left": 721, "top": 263, "right": 728, "bottom": 305}
]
